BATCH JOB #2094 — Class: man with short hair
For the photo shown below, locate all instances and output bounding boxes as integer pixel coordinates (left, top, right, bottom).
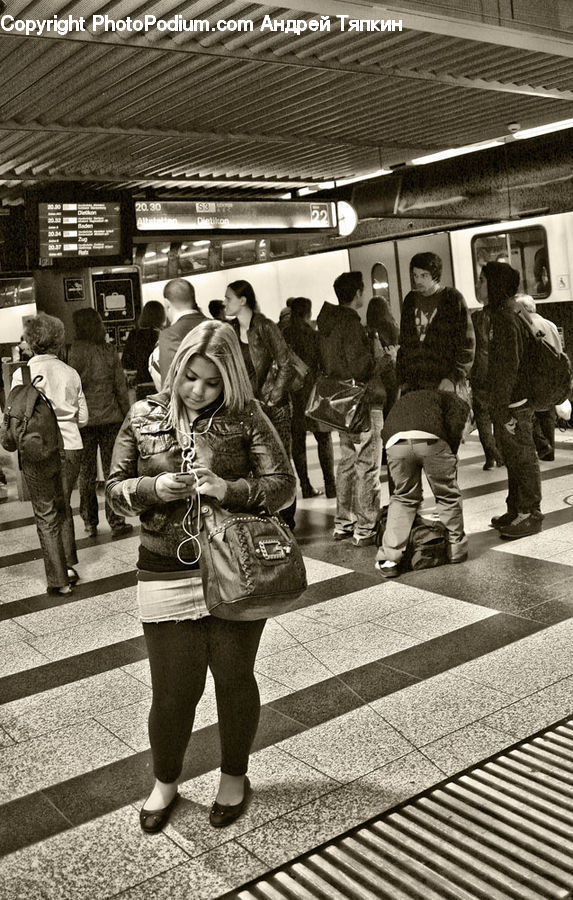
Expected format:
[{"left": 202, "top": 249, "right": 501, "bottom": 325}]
[
  {"left": 397, "top": 252, "right": 475, "bottom": 394},
  {"left": 316, "top": 271, "right": 381, "bottom": 546},
  {"left": 150, "top": 279, "right": 207, "bottom": 388}
]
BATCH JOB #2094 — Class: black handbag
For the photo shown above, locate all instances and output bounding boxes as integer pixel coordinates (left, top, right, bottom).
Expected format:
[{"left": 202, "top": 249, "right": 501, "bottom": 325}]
[
  {"left": 198, "top": 500, "right": 308, "bottom": 621},
  {"left": 305, "top": 374, "right": 370, "bottom": 434}
]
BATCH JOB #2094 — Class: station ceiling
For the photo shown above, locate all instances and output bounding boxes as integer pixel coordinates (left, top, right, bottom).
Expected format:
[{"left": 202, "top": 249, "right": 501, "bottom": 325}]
[{"left": 0, "top": 0, "right": 572, "bottom": 204}]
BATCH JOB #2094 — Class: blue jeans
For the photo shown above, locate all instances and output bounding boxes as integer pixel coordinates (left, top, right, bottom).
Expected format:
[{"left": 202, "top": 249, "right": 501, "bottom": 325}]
[
  {"left": 335, "top": 409, "right": 383, "bottom": 538},
  {"left": 24, "top": 449, "right": 82, "bottom": 589},
  {"left": 383, "top": 438, "right": 466, "bottom": 562},
  {"left": 494, "top": 407, "right": 542, "bottom": 518}
]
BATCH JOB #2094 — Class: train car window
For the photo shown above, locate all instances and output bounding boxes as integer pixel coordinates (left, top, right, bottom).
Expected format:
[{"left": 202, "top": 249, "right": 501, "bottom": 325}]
[
  {"left": 221, "top": 239, "right": 257, "bottom": 267},
  {"left": 472, "top": 226, "right": 550, "bottom": 299},
  {"left": 177, "top": 241, "right": 210, "bottom": 275},
  {"left": 371, "top": 263, "right": 390, "bottom": 302}
]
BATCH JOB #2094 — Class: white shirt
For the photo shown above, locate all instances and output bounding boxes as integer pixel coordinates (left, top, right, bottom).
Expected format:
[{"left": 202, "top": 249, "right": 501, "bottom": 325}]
[{"left": 12, "top": 355, "right": 88, "bottom": 450}]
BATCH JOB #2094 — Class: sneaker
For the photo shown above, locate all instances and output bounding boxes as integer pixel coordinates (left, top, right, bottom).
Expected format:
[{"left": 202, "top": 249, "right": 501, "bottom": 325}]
[
  {"left": 353, "top": 533, "right": 377, "bottom": 547},
  {"left": 499, "top": 514, "right": 542, "bottom": 539},
  {"left": 111, "top": 523, "right": 134, "bottom": 538},
  {"left": 375, "top": 560, "right": 400, "bottom": 578},
  {"left": 490, "top": 512, "right": 514, "bottom": 529},
  {"left": 333, "top": 529, "right": 354, "bottom": 542}
]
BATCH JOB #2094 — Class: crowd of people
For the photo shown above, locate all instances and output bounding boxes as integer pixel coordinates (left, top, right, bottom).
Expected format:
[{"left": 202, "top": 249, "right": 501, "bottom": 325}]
[{"left": 0, "top": 252, "right": 567, "bottom": 833}]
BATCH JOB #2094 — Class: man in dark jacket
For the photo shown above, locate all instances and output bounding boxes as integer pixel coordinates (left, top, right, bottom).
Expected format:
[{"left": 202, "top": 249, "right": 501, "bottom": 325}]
[
  {"left": 396, "top": 252, "right": 475, "bottom": 394},
  {"left": 316, "top": 271, "right": 381, "bottom": 545},
  {"left": 152, "top": 279, "right": 207, "bottom": 386},
  {"left": 375, "top": 389, "right": 469, "bottom": 576},
  {"left": 481, "top": 262, "right": 542, "bottom": 538}
]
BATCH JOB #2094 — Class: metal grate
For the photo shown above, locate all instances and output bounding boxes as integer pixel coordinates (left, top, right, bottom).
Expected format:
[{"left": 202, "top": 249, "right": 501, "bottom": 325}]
[{"left": 230, "top": 719, "right": 573, "bottom": 899}]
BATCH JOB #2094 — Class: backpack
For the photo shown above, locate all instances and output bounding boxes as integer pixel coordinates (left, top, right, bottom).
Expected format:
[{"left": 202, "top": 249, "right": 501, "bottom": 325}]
[
  {"left": 403, "top": 516, "right": 449, "bottom": 571},
  {"left": 515, "top": 305, "right": 572, "bottom": 410},
  {"left": 1, "top": 375, "right": 63, "bottom": 465},
  {"left": 376, "top": 507, "right": 448, "bottom": 571}
]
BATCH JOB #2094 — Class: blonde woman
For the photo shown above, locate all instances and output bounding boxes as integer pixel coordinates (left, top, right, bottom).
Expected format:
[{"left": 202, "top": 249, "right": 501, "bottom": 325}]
[{"left": 107, "top": 321, "right": 295, "bottom": 833}]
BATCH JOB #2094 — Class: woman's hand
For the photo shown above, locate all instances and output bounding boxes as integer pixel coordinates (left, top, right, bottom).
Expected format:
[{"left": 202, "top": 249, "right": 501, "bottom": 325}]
[
  {"left": 193, "top": 466, "right": 227, "bottom": 502},
  {"left": 155, "top": 472, "right": 197, "bottom": 502}
]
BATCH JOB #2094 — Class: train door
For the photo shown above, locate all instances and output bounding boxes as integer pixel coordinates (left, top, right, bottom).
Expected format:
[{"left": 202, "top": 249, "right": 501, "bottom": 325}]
[
  {"left": 394, "top": 232, "right": 454, "bottom": 303},
  {"left": 348, "top": 242, "right": 400, "bottom": 324}
]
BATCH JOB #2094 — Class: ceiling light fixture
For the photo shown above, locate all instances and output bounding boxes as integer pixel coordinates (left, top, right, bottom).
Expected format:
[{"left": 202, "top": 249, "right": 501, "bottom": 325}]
[
  {"left": 411, "top": 141, "right": 503, "bottom": 166},
  {"left": 513, "top": 117, "right": 573, "bottom": 140},
  {"left": 335, "top": 169, "right": 392, "bottom": 187}
]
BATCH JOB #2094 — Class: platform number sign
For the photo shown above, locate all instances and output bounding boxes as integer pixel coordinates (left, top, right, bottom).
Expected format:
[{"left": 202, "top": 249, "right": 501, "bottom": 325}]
[{"left": 310, "top": 203, "right": 331, "bottom": 226}]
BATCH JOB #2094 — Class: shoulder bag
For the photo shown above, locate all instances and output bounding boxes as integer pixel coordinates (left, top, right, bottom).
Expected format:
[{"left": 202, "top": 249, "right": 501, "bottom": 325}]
[
  {"left": 198, "top": 500, "right": 308, "bottom": 620},
  {"left": 305, "top": 374, "right": 370, "bottom": 434}
]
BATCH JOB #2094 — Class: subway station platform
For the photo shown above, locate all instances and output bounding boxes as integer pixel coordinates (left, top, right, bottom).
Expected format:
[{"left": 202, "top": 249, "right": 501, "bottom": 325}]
[{"left": 0, "top": 434, "right": 572, "bottom": 899}]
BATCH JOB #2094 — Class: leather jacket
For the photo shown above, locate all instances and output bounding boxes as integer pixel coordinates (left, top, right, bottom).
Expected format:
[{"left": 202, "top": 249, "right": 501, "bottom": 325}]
[
  {"left": 106, "top": 392, "right": 296, "bottom": 559},
  {"left": 231, "top": 313, "right": 292, "bottom": 405}
]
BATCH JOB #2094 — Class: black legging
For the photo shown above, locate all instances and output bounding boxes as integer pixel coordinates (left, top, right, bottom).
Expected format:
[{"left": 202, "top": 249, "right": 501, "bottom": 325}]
[{"left": 143, "top": 616, "right": 266, "bottom": 783}]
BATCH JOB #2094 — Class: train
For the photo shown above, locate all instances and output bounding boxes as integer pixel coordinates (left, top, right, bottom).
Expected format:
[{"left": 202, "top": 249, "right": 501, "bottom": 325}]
[
  {"left": 140, "top": 209, "right": 573, "bottom": 352},
  {"left": 2, "top": 208, "right": 573, "bottom": 356}
]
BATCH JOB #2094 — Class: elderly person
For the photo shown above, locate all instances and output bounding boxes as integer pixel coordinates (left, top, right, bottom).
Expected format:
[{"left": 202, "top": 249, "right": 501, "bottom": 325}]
[{"left": 12, "top": 313, "right": 88, "bottom": 594}]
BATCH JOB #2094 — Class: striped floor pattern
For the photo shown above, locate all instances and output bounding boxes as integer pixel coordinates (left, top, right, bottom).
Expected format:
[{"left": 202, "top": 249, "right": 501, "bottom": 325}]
[{"left": 0, "top": 434, "right": 571, "bottom": 899}]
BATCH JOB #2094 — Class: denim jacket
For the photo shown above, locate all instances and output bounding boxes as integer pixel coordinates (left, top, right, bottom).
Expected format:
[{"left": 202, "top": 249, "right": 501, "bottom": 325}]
[{"left": 106, "top": 393, "right": 296, "bottom": 558}]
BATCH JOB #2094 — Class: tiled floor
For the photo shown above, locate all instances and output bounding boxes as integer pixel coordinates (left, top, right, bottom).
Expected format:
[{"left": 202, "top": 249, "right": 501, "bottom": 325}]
[{"left": 0, "top": 433, "right": 572, "bottom": 898}]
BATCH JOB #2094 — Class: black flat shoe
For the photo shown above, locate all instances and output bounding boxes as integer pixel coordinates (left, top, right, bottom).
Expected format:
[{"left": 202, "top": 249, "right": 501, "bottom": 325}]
[
  {"left": 301, "top": 485, "right": 323, "bottom": 499},
  {"left": 67, "top": 568, "right": 79, "bottom": 585},
  {"left": 139, "top": 792, "right": 180, "bottom": 834},
  {"left": 47, "top": 585, "right": 73, "bottom": 596},
  {"left": 209, "top": 777, "right": 251, "bottom": 828}
]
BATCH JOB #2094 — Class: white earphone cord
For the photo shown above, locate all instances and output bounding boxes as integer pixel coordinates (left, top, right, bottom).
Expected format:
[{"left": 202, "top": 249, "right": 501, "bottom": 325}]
[{"left": 174, "top": 400, "right": 225, "bottom": 566}]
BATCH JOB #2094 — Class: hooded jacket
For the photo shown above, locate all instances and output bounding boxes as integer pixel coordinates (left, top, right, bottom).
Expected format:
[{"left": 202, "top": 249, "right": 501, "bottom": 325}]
[
  {"left": 483, "top": 263, "right": 534, "bottom": 418},
  {"left": 488, "top": 297, "right": 534, "bottom": 417},
  {"left": 106, "top": 393, "right": 296, "bottom": 559},
  {"left": 316, "top": 302, "right": 373, "bottom": 382}
]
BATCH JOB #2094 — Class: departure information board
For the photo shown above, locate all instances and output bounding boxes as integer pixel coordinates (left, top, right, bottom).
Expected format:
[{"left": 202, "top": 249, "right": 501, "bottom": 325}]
[
  {"left": 39, "top": 202, "right": 122, "bottom": 258},
  {"left": 134, "top": 200, "right": 337, "bottom": 232}
]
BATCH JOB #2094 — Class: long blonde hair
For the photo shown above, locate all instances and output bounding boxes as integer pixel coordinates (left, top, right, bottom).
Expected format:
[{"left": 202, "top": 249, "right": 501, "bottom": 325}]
[{"left": 165, "top": 321, "right": 254, "bottom": 428}]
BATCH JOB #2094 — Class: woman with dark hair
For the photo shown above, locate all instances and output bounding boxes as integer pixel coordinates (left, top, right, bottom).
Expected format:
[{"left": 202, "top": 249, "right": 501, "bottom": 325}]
[
  {"left": 107, "top": 321, "right": 295, "bottom": 833},
  {"left": 283, "top": 297, "right": 335, "bottom": 498},
  {"left": 223, "top": 279, "right": 296, "bottom": 528},
  {"left": 478, "top": 262, "right": 543, "bottom": 539},
  {"left": 11, "top": 313, "right": 88, "bottom": 594},
  {"left": 67, "top": 308, "right": 132, "bottom": 538},
  {"left": 122, "top": 301, "right": 166, "bottom": 400},
  {"left": 366, "top": 295, "right": 400, "bottom": 417}
]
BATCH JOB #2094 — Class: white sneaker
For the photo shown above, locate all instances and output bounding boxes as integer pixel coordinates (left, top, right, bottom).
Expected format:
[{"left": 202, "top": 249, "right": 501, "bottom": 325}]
[{"left": 375, "top": 560, "right": 400, "bottom": 578}]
